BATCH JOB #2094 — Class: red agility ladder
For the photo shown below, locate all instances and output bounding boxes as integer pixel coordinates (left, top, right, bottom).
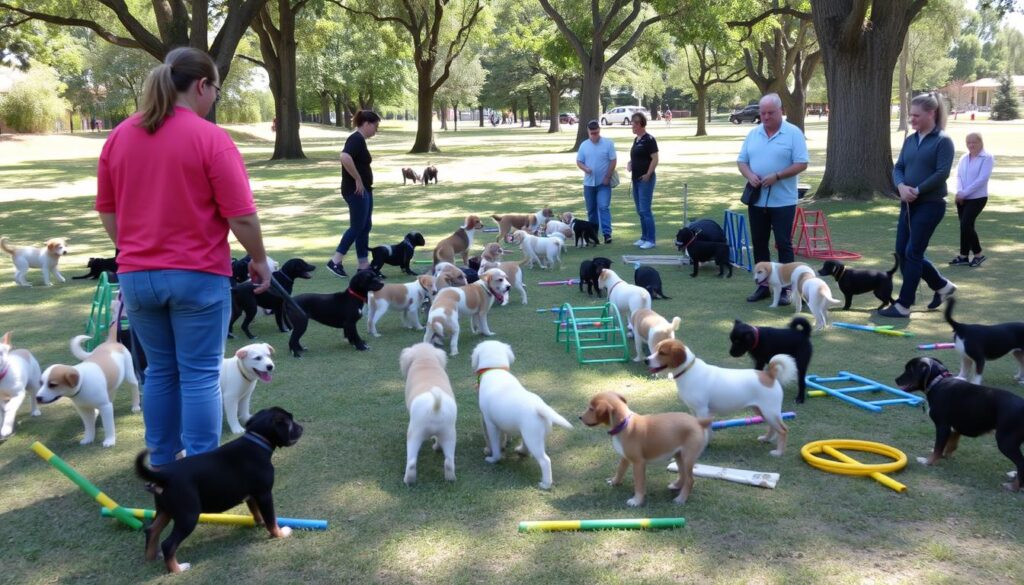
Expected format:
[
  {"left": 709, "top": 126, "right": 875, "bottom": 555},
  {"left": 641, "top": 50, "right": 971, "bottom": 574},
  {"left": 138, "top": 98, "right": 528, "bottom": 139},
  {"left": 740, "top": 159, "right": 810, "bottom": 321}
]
[{"left": 790, "top": 208, "right": 861, "bottom": 260}]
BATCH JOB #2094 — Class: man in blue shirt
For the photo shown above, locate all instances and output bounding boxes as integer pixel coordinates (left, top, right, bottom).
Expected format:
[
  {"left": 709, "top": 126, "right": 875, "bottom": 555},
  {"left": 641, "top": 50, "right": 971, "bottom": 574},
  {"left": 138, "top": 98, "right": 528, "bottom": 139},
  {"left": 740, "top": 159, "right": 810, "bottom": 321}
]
[
  {"left": 737, "top": 93, "right": 810, "bottom": 304},
  {"left": 576, "top": 120, "right": 617, "bottom": 243}
]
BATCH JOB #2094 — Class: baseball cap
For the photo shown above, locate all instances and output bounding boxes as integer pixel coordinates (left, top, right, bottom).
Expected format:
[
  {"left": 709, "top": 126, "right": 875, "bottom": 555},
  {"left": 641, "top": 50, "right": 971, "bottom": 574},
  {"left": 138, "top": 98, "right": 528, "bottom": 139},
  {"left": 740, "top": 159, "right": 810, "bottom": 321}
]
[{"left": 587, "top": 120, "right": 600, "bottom": 130}]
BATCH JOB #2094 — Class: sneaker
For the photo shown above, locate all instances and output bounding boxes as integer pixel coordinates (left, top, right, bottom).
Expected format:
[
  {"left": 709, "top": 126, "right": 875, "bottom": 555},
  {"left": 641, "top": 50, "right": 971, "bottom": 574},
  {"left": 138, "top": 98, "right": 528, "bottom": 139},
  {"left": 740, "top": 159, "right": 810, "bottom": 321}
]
[
  {"left": 779, "top": 288, "right": 792, "bottom": 306},
  {"left": 877, "top": 303, "right": 910, "bottom": 318},
  {"left": 746, "top": 286, "right": 770, "bottom": 302},
  {"left": 638, "top": 241, "right": 655, "bottom": 250},
  {"left": 926, "top": 281, "right": 957, "bottom": 310},
  {"left": 969, "top": 255, "right": 986, "bottom": 268},
  {"left": 633, "top": 239, "right": 645, "bottom": 246},
  {"left": 326, "top": 260, "right": 348, "bottom": 278},
  {"left": 604, "top": 235, "right": 613, "bottom": 244},
  {"left": 948, "top": 256, "right": 970, "bottom": 266}
]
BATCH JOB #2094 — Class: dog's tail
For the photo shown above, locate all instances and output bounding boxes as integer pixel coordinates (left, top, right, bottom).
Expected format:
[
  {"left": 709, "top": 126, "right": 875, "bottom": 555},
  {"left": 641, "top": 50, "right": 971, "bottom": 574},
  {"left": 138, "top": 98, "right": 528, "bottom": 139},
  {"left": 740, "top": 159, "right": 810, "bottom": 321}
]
[
  {"left": 943, "top": 296, "right": 963, "bottom": 333},
  {"left": 134, "top": 449, "right": 167, "bottom": 486},
  {"left": 0, "top": 237, "right": 15, "bottom": 256},
  {"left": 766, "top": 354, "right": 798, "bottom": 386},
  {"left": 428, "top": 386, "right": 446, "bottom": 413},
  {"left": 538, "top": 404, "right": 573, "bottom": 430},
  {"left": 654, "top": 287, "right": 671, "bottom": 300},
  {"left": 887, "top": 253, "right": 900, "bottom": 277},
  {"left": 70, "top": 334, "right": 95, "bottom": 361},
  {"left": 789, "top": 317, "right": 813, "bottom": 337},
  {"left": 491, "top": 214, "right": 503, "bottom": 224}
]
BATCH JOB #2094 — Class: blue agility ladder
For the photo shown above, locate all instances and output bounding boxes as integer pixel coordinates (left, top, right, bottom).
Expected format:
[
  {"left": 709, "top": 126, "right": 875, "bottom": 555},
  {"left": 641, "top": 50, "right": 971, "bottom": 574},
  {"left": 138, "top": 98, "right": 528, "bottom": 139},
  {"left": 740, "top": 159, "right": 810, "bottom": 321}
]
[
  {"left": 723, "top": 210, "right": 753, "bottom": 272},
  {"left": 804, "top": 371, "right": 923, "bottom": 413}
]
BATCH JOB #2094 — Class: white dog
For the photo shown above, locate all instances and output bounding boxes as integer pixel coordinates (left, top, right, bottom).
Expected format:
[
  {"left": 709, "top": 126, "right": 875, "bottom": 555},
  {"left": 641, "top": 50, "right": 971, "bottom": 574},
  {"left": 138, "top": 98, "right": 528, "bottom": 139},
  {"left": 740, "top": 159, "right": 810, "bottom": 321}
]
[
  {"left": 424, "top": 269, "right": 512, "bottom": 356},
  {"left": 471, "top": 340, "right": 572, "bottom": 489},
  {"left": 367, "top": 275, "right": 434, "bottom": 336},
  {"left": 508, "top": 229, "right": 561, "bottom": 269},
  {"left": 37, "top": 331, "right": 141, "bottom": 447},
  {"left": 0, "top": 331, "right": 42, "bottom": 439},
  {"left": 543, "top": 220, "right": 573, "bottom": 239},
  {"left": 752, "top": 261, "right": 812, "bottom": 308},
  {"left": 794, "top": 272, "right": 842, "bottom": 330},
  {"left": 399, "top": 342, "right": 457, "bottom": 485},
  {"left": 479, "top": 243, "right": 527, "bottom": 304},
  {"left": 1, "top": 237, "right": 68, "bottom": 286},
  {"left": 629, "top": 308, "right": 681, "bottom": 363},
  {"left": 220, "top": 342, "right": 275, "bottom": 434},
  {"left": 598, "top": 268, "right": 652, "bottom": 322},
  {"left": 645, "top": 338, "right": 796, "bottom": 456}
]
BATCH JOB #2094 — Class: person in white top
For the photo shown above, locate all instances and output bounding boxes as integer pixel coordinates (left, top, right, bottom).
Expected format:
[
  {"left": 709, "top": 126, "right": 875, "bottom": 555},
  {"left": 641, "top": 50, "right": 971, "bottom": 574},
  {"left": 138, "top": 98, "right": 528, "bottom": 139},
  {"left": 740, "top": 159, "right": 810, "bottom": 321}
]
[{"left": 949, "top": 132, "right": 994, "bottom": 268}]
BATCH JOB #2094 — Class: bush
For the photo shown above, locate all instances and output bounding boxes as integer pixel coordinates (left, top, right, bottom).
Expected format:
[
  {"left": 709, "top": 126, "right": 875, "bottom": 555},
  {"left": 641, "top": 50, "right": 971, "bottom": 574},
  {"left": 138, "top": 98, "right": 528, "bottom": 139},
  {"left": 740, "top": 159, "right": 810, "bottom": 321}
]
[
  {"left": 0, "top": 64, "right": 69, "bottom": 133},
  {"left": 218, "top": 88, "right": 269, "bottom": 124},
  {"left": 990, "top": 75, "right": 1020, "bottom": 121}
]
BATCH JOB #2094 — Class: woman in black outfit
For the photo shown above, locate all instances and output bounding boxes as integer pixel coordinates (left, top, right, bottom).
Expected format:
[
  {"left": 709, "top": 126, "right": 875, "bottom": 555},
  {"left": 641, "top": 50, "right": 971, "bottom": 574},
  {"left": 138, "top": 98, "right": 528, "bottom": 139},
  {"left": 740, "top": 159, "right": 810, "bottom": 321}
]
[{"left": 327, "top": 110, "right": 380, "bottom": 277}]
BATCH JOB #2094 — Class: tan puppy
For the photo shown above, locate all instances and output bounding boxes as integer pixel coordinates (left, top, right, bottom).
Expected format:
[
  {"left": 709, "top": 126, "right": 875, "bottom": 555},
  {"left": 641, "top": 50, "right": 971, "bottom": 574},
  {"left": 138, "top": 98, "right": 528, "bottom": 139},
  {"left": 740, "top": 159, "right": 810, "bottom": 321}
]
[
  {"left": 560, "top": 212, "right": 574, "bottom": 224},
  {"left": 367, "top": 275, "right": 434, "bottom": 336},
  {"left": 794, "top": 272, "right": 842, "bottom": 330},
  {"left": 752, "top": 261, "right": 812, "bottom": 307},
  {"left": 580, "top": 392, "right": 711, "bottom": 506},
  {"left": 431, "top": 262, "right": 469, "bottom": 296},
  {"left": 491, "top": 208, "right": 553, "bottom": 241},
  {"left": 1, "top": 236, "right": 68, "bottom": 286},
  {"left": 424, "top": 269, "right": 512, "bottom": 356},
  {"left": 508, "top": 229, "right": 562, "bottom": 269},
  {"left": 220, "top": 343, "right": 275, "bottom": 435},
  {"left": 629, "top": 308, "right": 681, "bottom": 363},
  {"left": 0, "top": 331, "right": 42, "bottom": 439},
  {"left": 598, "top": 268, "right": 652, "bottom": 322},
  {"left": 543, "top": 220, "right": 573, "bottom": 238},
  {"left": 479, "top": 243, "right": 527, "bottom": 304},
  {"left": 399, "top": 342, "right": 457, "bottom": 485},
  {"left": 433, "top": 215, "right": 484, "bottom": 266},
  {"left": 37, "top": 329, "right": 141, "bottom": 447}
]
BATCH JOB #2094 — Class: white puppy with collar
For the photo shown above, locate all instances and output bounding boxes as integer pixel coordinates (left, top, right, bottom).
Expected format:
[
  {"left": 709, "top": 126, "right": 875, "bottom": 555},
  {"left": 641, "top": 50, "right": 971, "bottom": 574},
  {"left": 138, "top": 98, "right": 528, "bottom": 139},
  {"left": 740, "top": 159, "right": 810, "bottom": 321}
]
[
  {"left": 399, "top": 342, "right": 457, "bottom": 485},
  {"left": 598, "top": 268, "right": 652, "bottom": 322},
  {"left": 367, "top": 275, "right": 435, "bottom": 336},
  {"left": 0, "top": 331, "right": 42, "bottom": 439},
  {"left": 221, "top": 342, "right": 275, "bottom": 434}
]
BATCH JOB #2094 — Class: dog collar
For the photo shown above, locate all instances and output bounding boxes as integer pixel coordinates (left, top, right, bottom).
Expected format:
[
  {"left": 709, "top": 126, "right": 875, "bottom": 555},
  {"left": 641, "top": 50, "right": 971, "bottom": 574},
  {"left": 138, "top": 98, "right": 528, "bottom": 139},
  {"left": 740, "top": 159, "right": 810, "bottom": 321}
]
[
  {"left": 400, "top": 239, "right": 414, "bottom": 249},
  {"left": 608, "top": 414, "right": 631, "bottom": 436},
  {"left": 474, "top": 367, "right": 509, "bottom": 389},
  {"left": 236, "top": 358, "right": 255, "bottom": 383},
  {"left": 750, "top": 326, "right": 760, "bottom": 350},
  {"left": 607, "top": 281, "right": 622, "bottom": 295},
  {"left": 672, "top": 359, "right": 696, "bottom": 379},
  {"left": 834, "top": 265, "right": 846, "bottom": 280},
  {"left": 243, "top": 432, "right": 274, "bottom": 452},
  {"left": 65, "top": 385, "right": 83, "bottom": 399},
  {"left": 925, "top": 370, "right": 952, "bottom": 392},
  {"left": 681, "top": 228, "right": 703, "bottom": 249},
  {"left": 347, "top": 288, "right": 367, "bottom": 303},
  {"left": 0, "top": 364, "right": 7, "bottom": 382}
]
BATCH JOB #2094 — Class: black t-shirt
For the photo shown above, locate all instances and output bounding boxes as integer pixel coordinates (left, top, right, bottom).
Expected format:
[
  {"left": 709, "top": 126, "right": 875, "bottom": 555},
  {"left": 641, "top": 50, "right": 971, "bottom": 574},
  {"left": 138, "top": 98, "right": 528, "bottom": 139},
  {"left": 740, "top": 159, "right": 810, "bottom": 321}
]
[
  {"left": 630, "top": 133, "right": 659, "bottom": 179},
  {"left": 341, "top": 131, "right": 372, "bottom": 195}
]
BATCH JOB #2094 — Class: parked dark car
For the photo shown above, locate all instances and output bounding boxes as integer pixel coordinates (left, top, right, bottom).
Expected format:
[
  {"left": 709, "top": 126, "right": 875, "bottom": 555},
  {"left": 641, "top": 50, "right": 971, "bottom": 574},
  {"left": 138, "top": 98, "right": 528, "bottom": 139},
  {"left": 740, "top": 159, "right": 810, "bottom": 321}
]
[
  {"left": 729, "top": 104, "right": 760, "bottom": 124},
  {"left": 559, "top": 112, "right": 578, "bottom": 124}
]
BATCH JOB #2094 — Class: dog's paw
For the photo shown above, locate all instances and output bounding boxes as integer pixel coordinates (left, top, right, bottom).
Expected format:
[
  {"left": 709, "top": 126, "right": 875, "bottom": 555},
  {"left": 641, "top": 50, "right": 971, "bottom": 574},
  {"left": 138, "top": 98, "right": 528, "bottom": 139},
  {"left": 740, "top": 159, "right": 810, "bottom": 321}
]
[
  {"left": 277, "top": 526, "right": 293, "bottom": 538},
  {"left": 484, "top": 455, "right": 501, "bottom": 464},
  {"left": 102, "top": 438, "right": 115, "bottom": 447},
  {"left": 606, "top": 477, "right": 622, "bottom": 487},
  {"left": 667, "top": 480, "right": 681, "bottom": 490},
  {"left": 537, "top": 481, "right": 552, "bottom": 490},
  {"left": 404, "top": 471, "right": 416, "bottom": 485},
  {"left": 132, "top": 405, "right": 142, "bottom": 413},
  {"left": 769, "top": 448, "right": 783, "bottom": 457},
  {"left": 672, "top": 494, "right": 688, "bottom": 504},
  {"left": 795, "top": 396, "right": 805, "bottom": 404},
  {"left": 31, "top": 408, "right": 41, "bottom": 416},
  {"left": 1002, "top": 481, "right": 1020, "bottom": 492},
  {"left": 916, "top": 456, "right": 931, "bottom": 465},
  {"left": 356, "top": 345, "right": 370, "bottom": 351},
  {"left": 370, "top": 332, "right": 381, "bottom": 338},
  {"left": 79, "top": 437, "right": 94, "bottom": 445},
  {"left": 625, "top": 496, "right": 643, "bottom": 507}
]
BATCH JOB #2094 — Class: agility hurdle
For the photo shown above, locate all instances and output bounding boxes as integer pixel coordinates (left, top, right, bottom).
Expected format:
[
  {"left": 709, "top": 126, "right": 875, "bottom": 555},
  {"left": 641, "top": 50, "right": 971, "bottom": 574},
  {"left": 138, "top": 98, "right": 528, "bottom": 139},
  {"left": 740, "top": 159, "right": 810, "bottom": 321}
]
[
  {"left": 723, "top": 210, "right": 752, "bottom": 272},
  {"left": 804, "top": 371, "right": 923, "bottom": 412},
  {"left": 554, "top": 303, "right": 629, "bottom": 364}
]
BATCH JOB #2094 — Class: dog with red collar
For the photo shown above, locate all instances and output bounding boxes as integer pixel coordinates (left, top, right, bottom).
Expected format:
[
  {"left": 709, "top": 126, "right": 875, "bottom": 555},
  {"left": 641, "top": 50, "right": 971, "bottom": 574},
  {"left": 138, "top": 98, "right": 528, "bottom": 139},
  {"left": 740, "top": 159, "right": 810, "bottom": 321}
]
[
  {"left": 284, "top": 269, "right": 384, "bottom": 357},
  {"left": 729, "top": 317, "right": 814, "bottom": 403}
]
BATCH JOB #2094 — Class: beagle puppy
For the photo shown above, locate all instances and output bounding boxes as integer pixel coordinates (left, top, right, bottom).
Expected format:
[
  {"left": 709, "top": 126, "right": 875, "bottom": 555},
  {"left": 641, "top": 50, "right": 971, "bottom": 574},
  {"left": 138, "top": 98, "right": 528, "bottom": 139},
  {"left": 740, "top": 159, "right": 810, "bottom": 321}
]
[
  {"left": 752, "top": 261, "right": 812, "bottom": 308},
  {"left": 423, "top": 269, "right": 512, "bottom": 356},
  {"left": 491, "top": 209, "right": 553, "bottom": 241},
  {"left": 432, "top": 215, "right": 484, "bottom": 266},
  {"left": 479, "top": 243, "right": 527, "bottom": 304}
]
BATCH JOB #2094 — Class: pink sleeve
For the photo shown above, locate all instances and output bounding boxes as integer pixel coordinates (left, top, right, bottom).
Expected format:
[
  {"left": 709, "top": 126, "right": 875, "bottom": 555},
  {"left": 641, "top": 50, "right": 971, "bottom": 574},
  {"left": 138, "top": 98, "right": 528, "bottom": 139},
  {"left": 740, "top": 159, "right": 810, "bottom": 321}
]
[
  {"left": 95, "top": 141, "right": 116, "bottom": 213},
  {"left": 209, "top": 139, "right": 257, "bottom": 218}
]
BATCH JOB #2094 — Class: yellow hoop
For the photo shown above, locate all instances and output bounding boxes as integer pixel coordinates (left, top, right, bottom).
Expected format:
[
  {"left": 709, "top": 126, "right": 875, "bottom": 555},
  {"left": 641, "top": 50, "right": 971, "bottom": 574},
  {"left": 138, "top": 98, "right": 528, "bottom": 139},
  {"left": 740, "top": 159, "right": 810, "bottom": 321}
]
[{"left": 801, "top": 439, "right": 908, "bottom": 493}]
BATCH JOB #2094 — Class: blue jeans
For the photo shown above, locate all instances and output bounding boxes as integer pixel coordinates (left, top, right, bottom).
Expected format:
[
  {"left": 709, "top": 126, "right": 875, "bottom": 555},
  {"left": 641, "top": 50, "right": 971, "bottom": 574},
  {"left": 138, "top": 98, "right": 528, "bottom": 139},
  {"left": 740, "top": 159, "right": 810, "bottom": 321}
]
[
  {"left": 336, "top": 188, "right": 374, "bottom": 261},
  {"left": 895, "top": 199, "right": 948, "bottom": 308},
  {"left": 583, "top": 184, "right": 612, "bottom": 237},
  {"left": 119, "top": 270, "right": 230, "bottom": 465},
  {"left": 632, "top": 173, "right": 656, "bottom": 243}
]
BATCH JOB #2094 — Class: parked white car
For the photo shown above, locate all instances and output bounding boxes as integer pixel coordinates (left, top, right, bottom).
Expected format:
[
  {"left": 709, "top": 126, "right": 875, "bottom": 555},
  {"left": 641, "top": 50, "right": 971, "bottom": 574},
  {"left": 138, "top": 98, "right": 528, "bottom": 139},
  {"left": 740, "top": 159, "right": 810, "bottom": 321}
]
[{"left": 600, "top": 105, "right": 650, "bottom": 126}]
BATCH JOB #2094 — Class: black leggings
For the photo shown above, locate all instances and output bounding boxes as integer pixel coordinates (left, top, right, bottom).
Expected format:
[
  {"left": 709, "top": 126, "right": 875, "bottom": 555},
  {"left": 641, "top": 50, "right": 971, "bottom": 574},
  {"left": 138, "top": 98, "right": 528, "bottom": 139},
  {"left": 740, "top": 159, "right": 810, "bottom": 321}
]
[
  {"left": 748, "top": 204, "right": 796, "bottom": 265},
  {"left": 956, "top": 197, "right": 987, "bottom": 256}
]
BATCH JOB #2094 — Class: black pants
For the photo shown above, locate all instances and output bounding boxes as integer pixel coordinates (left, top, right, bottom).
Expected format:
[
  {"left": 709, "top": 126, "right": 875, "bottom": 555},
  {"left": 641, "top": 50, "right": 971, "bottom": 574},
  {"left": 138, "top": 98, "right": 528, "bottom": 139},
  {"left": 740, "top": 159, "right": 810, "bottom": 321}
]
[
  {"left": 956, "top": 197, "right": 986, "bottom": 256},
  {"left": 748, "top": 204, "right": 796, "bottom": 266}
]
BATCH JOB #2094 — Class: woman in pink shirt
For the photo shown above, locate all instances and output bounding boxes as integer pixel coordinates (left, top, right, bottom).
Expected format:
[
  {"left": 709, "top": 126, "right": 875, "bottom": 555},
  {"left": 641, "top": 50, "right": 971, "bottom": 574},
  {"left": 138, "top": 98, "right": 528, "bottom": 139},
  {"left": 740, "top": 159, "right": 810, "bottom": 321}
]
[
  {"left": 96, "top": 47, "right": 271, "bottom": 466},
  {"left": 949, "top": 132, "right": 994, "bottom": 268}
]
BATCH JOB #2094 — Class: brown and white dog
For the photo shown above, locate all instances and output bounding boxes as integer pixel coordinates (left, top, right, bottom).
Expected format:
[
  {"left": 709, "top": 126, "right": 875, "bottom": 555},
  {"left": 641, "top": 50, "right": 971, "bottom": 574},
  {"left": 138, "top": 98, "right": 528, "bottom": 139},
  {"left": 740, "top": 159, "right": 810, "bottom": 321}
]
[
  {"left": 598, "top": 268, "right": 652, "bottom": 322},
  {"left": 479, "top": 243, "right": 527, "bottom": 304},
  {"left": 629, "top": 308, "right": 681, "bottom": 363},
  {"left": 37, "top": 329, "right": 141, "bottom": 447},
  {"left": 431, "top": 262, "right": 469, "bottom": 295},
  {"left": 509, "top": 229, "right": 563, "bottom": 269},
  {"left": 645, "top": 338, "right": 796, "bottom": 456},
  {"left": 580, "top": 392, "right": 711, "bottom": 506},
  {"left": 543, "top": 220, "right": 573, "bottom": 239},
  {"left": 220, "top": 343, "right": 275, "bottom": 435},
  {"left": 752, "top": 261, "right": 813, "bottom": 308},
  {"left": 1, "top": 237, "right": 68, "bottom": 287},
  {"left": 367, "top": 275, "right": 435, "bottom": 336},
  {"left": 432, "top": 215, "right": 484, "bottom": 266},
  {"left": 794, "top": 272, "right": 841, "bottom": 330},
  {"left": 491, "top": 209, "right": 553, "bottom": 241},
  {"left": 399, "top": 342, "right": 457, "bottom": 485},
  {"left": 0, "top": 331, "right": 42, "bottom": 439},
  {"left": 424, "top": 269, "right": 512, "bottom": 356}
]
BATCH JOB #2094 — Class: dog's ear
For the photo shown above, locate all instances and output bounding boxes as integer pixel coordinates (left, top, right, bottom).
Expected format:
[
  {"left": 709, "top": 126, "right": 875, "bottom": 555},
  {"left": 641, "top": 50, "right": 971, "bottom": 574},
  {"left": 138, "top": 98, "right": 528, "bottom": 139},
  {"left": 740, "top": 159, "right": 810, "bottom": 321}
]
[
  {"left": 1, "top": 331, "right": 11, "bottom": 345},
  {"left": 63, "top": 369, "right": 80, "bottom": 389},
  {"left": 266, "top": 344, "right": 275, "bottom": 355},
  {"left": 235, "top": 348, "right": 249, "bottom": 359},
  {"left": 666, "top": 341, "right": 687, "bottom": 368},
  {"left": 399, "top": 347, "right": 414, "bottom": 377},
  {"left": 915, "top": 359, "right": 933, "bottom": 384},
  {"left": 613, "top": 392, "right": 627, "bottom": 404}
]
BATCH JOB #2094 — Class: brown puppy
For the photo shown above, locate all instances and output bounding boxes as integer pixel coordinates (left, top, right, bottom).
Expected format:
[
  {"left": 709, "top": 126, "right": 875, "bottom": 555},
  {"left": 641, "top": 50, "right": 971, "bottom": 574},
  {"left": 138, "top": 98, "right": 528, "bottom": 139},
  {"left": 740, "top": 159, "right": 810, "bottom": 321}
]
[
  {"left": 580, "top": 392, "right": 711, "bottom": 507},
  {"left": 401, "top": 167, "right": 421, "bottom": 184},
  {"left": 432, "top": 215, "right": 484, "bottom": 266},
  {"left": 491, "top": 209, "right": 553, "bottom": 242}
]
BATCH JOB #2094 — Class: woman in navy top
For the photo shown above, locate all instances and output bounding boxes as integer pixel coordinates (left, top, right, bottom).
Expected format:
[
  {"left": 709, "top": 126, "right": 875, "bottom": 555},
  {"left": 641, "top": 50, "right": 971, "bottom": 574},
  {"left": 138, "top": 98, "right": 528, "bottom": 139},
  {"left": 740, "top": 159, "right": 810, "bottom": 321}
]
[
  {"left": 627, "top": 112, "right": 659, "bottom": 249},
  {"left": 327, "top": 110, "right": 380, "bottom": 277}
]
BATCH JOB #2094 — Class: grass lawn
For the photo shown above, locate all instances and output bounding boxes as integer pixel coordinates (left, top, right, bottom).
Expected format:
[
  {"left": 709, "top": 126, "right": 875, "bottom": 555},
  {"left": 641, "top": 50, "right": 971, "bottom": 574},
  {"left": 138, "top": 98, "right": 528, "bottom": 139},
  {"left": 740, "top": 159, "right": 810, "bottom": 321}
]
[{"left": 1, "top": 116, "right": 1023, "bottom": 584}]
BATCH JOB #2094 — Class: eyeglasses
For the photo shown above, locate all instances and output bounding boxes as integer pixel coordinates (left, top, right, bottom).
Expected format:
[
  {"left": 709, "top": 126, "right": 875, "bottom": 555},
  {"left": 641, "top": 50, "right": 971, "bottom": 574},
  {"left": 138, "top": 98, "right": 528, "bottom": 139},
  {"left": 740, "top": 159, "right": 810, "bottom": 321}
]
[{"left": 208, "top": 80, "right": 221, "bottom": 103}]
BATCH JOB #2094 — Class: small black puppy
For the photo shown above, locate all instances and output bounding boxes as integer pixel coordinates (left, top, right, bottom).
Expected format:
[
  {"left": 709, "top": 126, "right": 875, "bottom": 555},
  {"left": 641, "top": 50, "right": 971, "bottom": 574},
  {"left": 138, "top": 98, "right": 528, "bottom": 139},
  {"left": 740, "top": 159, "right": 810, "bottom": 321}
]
[
  {"left": 944, "top": 297, "right": 1024, "bottom": 384},
  {"left": 135, "top": 407, "right": 303, "bottom": 573},
  {"left": 634, "top": 266, "right": 670, "bottom": 300},
  {"left": 896, "top": 356, "right": 1024, "bottom": 491},
  {"left": 730, "top": 317, "right": 813, "bottom": 403},
  {"left": 570, "top": 218, "right": 600, "bottom": 247},
  {"left": 423, "top": 165, "right": 438, "bottom": 185},
  {"left": 818, "top": 254, "right": 898, "bottom": 310},
  {"left": 284, "top": 269, "right": 384, "bottom": 357},
  {"left": 369, "top": 232, "right": 426, "bottom": 277},
  {"left": 675, "top": 219, "right": 731, "bottom": 278},
  {"left": 579, "top": 257, "right": 613, "bottom": 296},
  {"left": 229, "top": 258, "right": 315, "bottom": 339},
  {"left": 72, "top": 253, "right": 119, "bottom": 280}
]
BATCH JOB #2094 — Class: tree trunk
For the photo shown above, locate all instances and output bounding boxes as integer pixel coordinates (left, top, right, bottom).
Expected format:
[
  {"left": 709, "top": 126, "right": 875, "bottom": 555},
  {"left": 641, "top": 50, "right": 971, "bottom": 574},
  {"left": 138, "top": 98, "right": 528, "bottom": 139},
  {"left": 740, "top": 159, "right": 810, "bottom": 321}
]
[
  {"left": 574, "top": 67, "right": 603, "bottom": 150},
  {"left": 454, "top": 102, "right": 459, "bottom": 131},
  {"left": 898, "top": 33, "right": 909, "bottom": 132},
  {"left": 320, "top": 92, "right": 331, "bottom": 125},
  {"left": 547, "top": 81, "right": 561, "bottom": 133},
  {"left": 333, "top": 95, "right": 343, "bottom": 127},
  {"left": 478, "top": 104, "right": 485, "bottom": 127},
  {"left": 252, "top": 4, "right": 305, "bottom": 160},
  {"left": 694, "top": 85, "right": 708, "bottom": 137},
  {"left": 410, "top": 66, "right": 439, "bottom": 153},
  {"left": 526, "top": 94, "right": 537, "bottom": 127},
  {"left": 439, "top": 107, "right": 448, "bottom": 131}
]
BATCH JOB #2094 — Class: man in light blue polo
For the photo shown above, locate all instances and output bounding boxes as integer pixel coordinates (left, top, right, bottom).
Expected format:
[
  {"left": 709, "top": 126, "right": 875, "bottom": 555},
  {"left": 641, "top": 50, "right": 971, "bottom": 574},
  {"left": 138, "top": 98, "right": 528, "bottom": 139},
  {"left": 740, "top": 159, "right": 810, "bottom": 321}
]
[
  {"left": 737, "top": 93, "right": 809, "bottom": 304},
  {"left": 576, "top": 120, "right": 617, "bottom": 243}
]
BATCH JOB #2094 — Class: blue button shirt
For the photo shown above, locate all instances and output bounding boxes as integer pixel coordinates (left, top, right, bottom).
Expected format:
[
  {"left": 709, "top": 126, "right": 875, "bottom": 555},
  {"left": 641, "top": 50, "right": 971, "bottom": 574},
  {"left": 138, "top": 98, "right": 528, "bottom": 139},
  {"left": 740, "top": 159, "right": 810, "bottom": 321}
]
[
  {"left": 737, "top": 120, "right": 809, "bottom": 207},
  {"left": 577, "top": 136, "right": 617, "bottom": 187}
]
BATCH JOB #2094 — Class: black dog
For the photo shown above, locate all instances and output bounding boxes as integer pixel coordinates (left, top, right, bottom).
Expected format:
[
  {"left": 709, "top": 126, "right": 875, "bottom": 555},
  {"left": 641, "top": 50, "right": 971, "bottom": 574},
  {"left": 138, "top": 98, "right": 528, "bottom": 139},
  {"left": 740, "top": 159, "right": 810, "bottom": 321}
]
[
  {"left": 423, "top": 165, "right": 438, "bottom": 185},
  {"left": 729, "top": 317, "right": 813, "bottom": 403},
  {"left": 896, "top": 356, "right": 1024, "bottom": 491},
  {"left": 818, "top": 254, "right": 898, "bottom": 310},
  {"left": 72, "top": 253, "right": 118, "bottom": 280},
  {"left": 675, "top": 219, "right": 731, "bottom": 278},
  {"left": 369, "top": 232, "right": 425, "bottom": 277},
  {"left": 634, "top": 266, "right": 670, "bottom": 299},
  {"left": 229, "top": 258, "right": 315, "bottom": 339},
  {"left": 284, "top": 269, "right": 384, "bottom": 357},
  {"left": 570, "top": 218, "right": 600, "bottom": 247},
  {"left": 579, "top": 257, "right": 613, "bottom": 296},
  {"left": 134, "top": 407, "right": 304, "bottom": 573},
  {"left": 944, "top": 297, "right": 1024, "bottom": 384}
]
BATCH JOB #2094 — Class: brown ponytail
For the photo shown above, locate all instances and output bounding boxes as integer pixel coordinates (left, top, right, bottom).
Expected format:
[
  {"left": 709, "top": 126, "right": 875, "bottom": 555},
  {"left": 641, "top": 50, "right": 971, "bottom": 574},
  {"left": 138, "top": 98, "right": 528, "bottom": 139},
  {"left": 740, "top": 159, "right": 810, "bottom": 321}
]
[{"left": 137, "top": 47, "right": 218, "bottom": 134}]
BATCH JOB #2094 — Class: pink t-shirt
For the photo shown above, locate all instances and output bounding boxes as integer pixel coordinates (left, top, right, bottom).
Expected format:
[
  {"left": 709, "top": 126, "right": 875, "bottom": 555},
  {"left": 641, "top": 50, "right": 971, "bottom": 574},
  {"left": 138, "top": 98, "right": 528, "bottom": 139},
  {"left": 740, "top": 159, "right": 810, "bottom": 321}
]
[{"left": 96, "top": 107, "right": 257, "bottom": 276}]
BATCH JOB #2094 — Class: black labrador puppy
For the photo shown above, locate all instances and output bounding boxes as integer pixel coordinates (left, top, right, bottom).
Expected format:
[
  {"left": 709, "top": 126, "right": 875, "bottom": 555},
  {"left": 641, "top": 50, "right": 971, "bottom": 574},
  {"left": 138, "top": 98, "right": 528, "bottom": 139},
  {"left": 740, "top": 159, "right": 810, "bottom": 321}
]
[
  {"left": 579, "top": 257, "right": 613, "bottom": 297},
  {"left": 675, "top": 219, "right": 731, "bottom": 278},
  {"left": 634, "top": 266, "right": 670, "bottom": 299},
  {"left": 729, "top": 317, "right": 813, "bottom": 403},
  {"left": 896, "top": 356, "right": 1024, "bottom": 491},
  {"left": 284, "top": 269, "right": 384, "bottom": 357},
  {"left": 818, "top": 254, "right": 898, "bottom": 310},
  {"left": 229, "top": 258, "right": 316, "bottom": 339},
  {"left": 72, "top": 253, "right": 119, "bottom": 280},
  {"left": 944, "top": 297, "right": 1024, "bottom": 384},
  {"left": 135, "top": 407, "right": 303, "bottom": 573},
  {"left": 369, "top": 231, "right": 426, "bottom": 277},
  {"left": 570, "top": 218, "right": 600, "bottom": 248}
]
